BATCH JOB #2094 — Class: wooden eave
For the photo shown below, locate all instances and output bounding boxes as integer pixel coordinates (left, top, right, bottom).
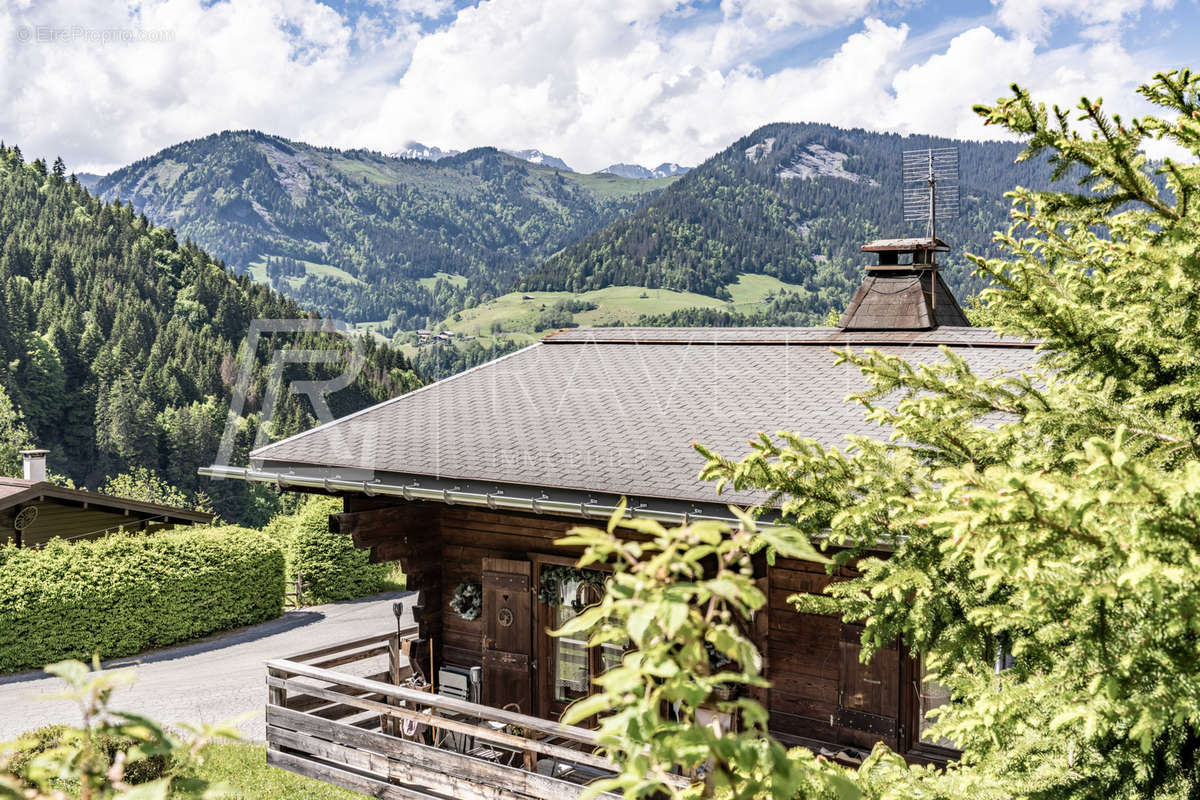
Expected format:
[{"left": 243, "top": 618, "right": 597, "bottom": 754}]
[{"left": 0, "top": 479, "right": 213, "bottom": 526}]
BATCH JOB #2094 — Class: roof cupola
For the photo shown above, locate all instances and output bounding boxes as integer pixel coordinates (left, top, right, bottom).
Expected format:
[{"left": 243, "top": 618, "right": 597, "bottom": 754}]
[
  {"left": 837, "top": 237, "right": 969, "bottom": 331},
  {"left": 838, "top": 146, "right": 970, "bottom": 331}
]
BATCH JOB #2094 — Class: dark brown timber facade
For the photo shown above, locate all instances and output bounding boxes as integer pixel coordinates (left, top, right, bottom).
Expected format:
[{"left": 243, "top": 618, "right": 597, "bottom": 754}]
[{"left": 322, "top": 498, "right": 960, "bottom": 763}]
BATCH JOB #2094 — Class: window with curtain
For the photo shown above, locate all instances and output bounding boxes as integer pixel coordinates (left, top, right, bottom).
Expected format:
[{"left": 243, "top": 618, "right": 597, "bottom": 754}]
[
  {"left": 552, "top": 578, "right": 591, "bottom": 702},
  {"left": 918, "top": 657, "right": 953, "bottom": 746}
]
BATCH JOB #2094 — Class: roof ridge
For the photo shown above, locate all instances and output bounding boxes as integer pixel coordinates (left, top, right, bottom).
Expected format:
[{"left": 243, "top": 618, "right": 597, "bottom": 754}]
[
  {"left": 0, "top": 481, "right": 212, "bottom": 521},
  {"left": 541, "top": 326, "right": 1037, "bottom": 348}
]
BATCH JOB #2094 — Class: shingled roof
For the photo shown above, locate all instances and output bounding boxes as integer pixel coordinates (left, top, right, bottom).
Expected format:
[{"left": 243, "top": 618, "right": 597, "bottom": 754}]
[{"left": 233, "top": 327, "right": 1038, "bottom": 517}]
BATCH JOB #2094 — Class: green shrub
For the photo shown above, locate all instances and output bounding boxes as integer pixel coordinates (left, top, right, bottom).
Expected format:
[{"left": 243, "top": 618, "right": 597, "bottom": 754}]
[
  {"left": 290, "top": 497, "right": 387, "bottom": 603},
  {"left": 5, "top": 724, "right": 168, "bottom": 785},
  {"left": 0, "top": 659, "right": 240, "bottom": 798},
  {"left": 261, "top": 509, "right": 300, "bottom": 577},
  {"left": 0, "top": 526, "right": 284, "bottom": 673},
  {"left": 175, "top": 743, "right": 368, "bottom": 799}
]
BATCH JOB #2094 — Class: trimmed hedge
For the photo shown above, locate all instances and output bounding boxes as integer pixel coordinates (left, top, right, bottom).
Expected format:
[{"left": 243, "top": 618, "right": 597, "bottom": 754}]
[
  {"left": 290, "top": 497, "right": 387, "bottom": 603},
  {"left": 0, "top": 527, "right": 284, "bottom": 673}
]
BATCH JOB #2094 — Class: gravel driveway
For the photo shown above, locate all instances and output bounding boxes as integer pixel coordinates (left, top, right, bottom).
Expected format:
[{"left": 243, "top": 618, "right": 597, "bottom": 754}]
[{"left": 0, "top": 591, "right": 415, "bottom": 742}]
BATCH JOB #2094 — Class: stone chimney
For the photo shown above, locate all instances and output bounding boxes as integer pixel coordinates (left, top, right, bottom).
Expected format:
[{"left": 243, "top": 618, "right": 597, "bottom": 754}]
[{"left": 20, "top": 449, "right": 49, "bottom": 482}]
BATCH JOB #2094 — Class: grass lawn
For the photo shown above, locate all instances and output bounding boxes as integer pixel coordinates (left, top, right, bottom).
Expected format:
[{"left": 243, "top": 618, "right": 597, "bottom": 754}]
[
  {"left": 247, "top": 256, "right": 365, "bottom": 287},
  {"left": 559, "top": 170, "right": 677, "bottom": 199},
  {"left": 5, "top": 741, "right": 368, "bottom": 799},
  {"left": 416, "top": 271, "right": 468, "bottom": 290},
  {"left": 401, "top": 275, "right": 816, "bottom": 361},
  {"left": 183, "top": 743, "right": 366, "bottom": 799},
  {"left": 435, "top": 285, "right": 727, "bottom": 336},
  {"left": 724, "top": 273, "right": 810, "bottom": 308},
  {"left": 426, "top": 274, "right": 814, "bottom": 340},
  {"left": 381, "top": 562, "right": 406, "bottom": 592}
]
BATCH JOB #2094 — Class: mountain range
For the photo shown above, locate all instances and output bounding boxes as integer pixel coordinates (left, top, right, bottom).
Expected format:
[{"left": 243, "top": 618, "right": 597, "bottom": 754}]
[
  {"left": 391, "top": 142, "right": 459, "bottom": 161},
  {"left": 599, "top": 163, "right": 692, "bottom": 179},
  {"left": 391, "top": 141, "right": 690, "bottom": 178},
  {"left": 93, "top": 131, "right": 675, "bottom": 328},
  {"left": 521, "top": 122, "right": 1056, "bottom": 320},
  {"left": 89, "top": 123, "right": 1059, "bottom": 344},
  {"left": 0, "top": 121, "right": 1073, "bottom": 526},
  {"left": 393, "top": 142, "right": 574, "bottom": 170},
  {"left": 502, "top": 148, "right": 572, "bottom": 171}
]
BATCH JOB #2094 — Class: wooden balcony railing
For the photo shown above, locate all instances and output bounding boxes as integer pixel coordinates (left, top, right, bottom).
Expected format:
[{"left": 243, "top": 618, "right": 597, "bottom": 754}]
[{"left": 265, "top": 628, "right": 686, "bottom": 800}]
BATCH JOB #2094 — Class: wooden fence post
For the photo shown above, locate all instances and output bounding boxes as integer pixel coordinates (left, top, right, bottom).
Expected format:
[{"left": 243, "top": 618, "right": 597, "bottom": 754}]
[
  {"left": 286, "top": 572, "right": 308, "bottom": 609},
  {"left": 268, "top": 666, "right": 288, "bottom": 709},
  {"left": 384, "top": 633, "right": 403, "bottom": 736}
]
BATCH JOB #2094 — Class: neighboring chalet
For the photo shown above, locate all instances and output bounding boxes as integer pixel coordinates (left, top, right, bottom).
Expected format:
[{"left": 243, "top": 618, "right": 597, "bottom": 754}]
[
  {"left": 3, "top": 450, "right": 212, "bottom": 547},
  {"left": 202, "top": 237, "right": 1038, "bottom": 799}
]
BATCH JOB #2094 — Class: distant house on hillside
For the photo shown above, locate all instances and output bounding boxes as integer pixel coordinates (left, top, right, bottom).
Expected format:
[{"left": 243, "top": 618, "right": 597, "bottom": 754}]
[
  {"left": 2, "top": 450, "right": 212, "bottom": 548},
  {"left": 204, "top": 237, "right": 1038, "bottom": 799}
]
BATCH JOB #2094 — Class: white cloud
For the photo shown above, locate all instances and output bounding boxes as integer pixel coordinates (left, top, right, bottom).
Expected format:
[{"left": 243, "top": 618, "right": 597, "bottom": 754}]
[
  {"left": 0, "top": 0, "right": 1187, "bottom": 175},
  {"left": 359, "top": 6, "right": 915, "bottom": 171},
  {"left": 0, "top": 0, "right": 423, "bottom": 172},
  {"left": 990, "top": 0, "right": 1176, "bottom": 41},
  {"left": 889, "top": 26, "right": 1038, "bottom": 139},
  {"left": 720, "top": 0, "right": 873, "bottom": 31},
  {"left": 368, "top": 0, "right": 456, "bottom": 18},
  {"left": 359, "top": 1, "right": 1169, "bottom": 171},
  {"left": 887, "top": 22, "right": 1169, "bottom": 148}
]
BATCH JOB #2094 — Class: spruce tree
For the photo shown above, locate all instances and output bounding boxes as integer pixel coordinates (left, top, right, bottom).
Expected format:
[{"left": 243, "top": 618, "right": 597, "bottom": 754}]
[
  {"left": 574, "top": 69, "right": 1200, "bottom": 800},
  {"left": 698, "top": 68, "right": 1200, "bottom": 799},
  {"left": 0, "top": 385, "right": 33, "bottom": 477},
  {"left": 0, "top": 143, "right": 420, "bottom": 519}
]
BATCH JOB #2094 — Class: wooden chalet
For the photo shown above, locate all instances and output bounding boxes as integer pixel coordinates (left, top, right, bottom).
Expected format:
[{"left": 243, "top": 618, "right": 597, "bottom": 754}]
[
  {"left": 2, "top": 450, "right": 212, "bottom": 547},
  {"left": 202, "top": 238, "right": 1038, "bottom": 799}
]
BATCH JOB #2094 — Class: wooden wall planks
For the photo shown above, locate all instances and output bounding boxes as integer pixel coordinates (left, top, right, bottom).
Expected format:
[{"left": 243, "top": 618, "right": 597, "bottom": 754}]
[
  {"left": 333, "top": 497, "right": 936, "bottom": 763},
  {"left": 765, "top": 559, "right": 908, "bottom": 756}
]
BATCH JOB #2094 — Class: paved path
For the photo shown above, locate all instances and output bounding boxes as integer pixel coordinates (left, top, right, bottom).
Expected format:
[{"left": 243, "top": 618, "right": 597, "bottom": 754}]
[{"left": 0, "top": 591, "right": 415, "bottom": 742}]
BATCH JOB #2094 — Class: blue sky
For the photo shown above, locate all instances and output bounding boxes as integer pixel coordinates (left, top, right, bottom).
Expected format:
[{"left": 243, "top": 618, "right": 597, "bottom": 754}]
[{"left": 1, "top": 0, "right": 1196, "bottom": 173}]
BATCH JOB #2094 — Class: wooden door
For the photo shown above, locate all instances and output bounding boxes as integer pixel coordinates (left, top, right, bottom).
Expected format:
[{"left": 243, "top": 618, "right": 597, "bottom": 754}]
[
  {"left": 481, "top": 558, "right": 533, "bottom": 714},
  {"left": 836, "top": 623, "right": 900, "bottom": 749}
]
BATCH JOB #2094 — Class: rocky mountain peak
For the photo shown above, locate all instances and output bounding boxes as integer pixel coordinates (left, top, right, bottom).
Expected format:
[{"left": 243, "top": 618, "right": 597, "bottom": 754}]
[
  {"left": 501, "top": 148, "right": 572, "bottom": 171},
  {"left": 392, "top": 141, "right": 460, "bottom": 161},
  {"left": 600, "top": 162, "right": 691, "bottom": 179}
]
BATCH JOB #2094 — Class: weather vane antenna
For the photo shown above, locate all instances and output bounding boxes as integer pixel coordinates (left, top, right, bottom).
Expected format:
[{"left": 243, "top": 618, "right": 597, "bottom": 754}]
[{"left": 902, "top": 146, "right": 959, "bottom": 255}]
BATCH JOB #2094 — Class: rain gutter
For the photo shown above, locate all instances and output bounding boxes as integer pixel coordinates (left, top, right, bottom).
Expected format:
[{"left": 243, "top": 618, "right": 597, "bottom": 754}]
[{"left": 198, "top": 464, "right": 773, "bottom": 527}]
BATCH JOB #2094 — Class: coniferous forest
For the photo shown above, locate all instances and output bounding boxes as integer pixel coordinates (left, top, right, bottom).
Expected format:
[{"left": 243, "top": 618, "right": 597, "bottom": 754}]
[
  {"left": 522, "top": 122, "right": 1060, "bottom": 317},
  {"left": 0, "top": 144, "right": 420, "bottom": 524}
]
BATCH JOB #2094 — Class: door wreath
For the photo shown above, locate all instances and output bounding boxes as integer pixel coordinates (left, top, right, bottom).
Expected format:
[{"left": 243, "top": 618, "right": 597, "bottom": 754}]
[{"left": 450, "top": 580, "right": 482, "bottom": 620}]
